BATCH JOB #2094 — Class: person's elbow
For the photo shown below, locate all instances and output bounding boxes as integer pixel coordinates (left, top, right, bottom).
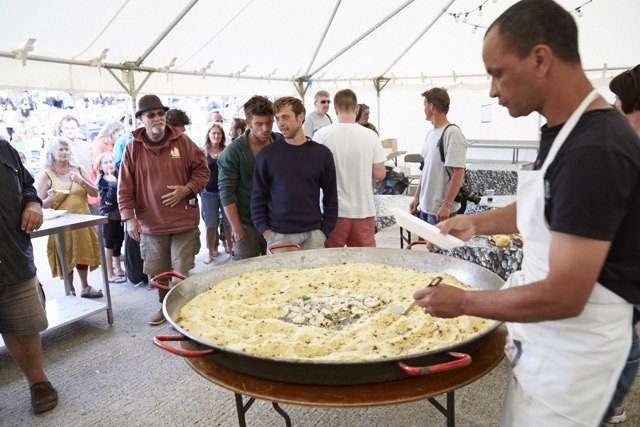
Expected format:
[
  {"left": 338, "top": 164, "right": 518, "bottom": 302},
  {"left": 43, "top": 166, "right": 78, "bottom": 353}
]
[{"left": 372, "top": 163, "right": 386, "bottom": 181}]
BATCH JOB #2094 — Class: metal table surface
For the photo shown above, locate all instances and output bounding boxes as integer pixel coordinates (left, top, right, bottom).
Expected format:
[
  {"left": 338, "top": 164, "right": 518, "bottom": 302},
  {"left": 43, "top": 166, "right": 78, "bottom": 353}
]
[
  {"left": 0, "top": 213, "right": 113, "bottom": 350},
  {"left": 181, "top": 326, "right": 507, "bottom": 427}
]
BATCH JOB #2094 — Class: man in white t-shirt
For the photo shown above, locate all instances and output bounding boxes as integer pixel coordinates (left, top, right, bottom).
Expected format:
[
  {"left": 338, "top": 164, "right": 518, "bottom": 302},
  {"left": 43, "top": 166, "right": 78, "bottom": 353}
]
[
  {"left": 314, "top": 89, "right": 387, "bottom": 247},
  {"left": 409, "top": 88, "right": 468, "bottom": 225},
  {"left": 303, "top": 90, "right": 333, "bottom": 138}
]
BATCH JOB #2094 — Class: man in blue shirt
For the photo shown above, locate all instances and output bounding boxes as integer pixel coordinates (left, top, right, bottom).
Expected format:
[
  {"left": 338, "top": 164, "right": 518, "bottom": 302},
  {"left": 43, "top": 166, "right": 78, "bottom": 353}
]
[{"left": 251, "top": 97, "right": 337, "bottom": 251}]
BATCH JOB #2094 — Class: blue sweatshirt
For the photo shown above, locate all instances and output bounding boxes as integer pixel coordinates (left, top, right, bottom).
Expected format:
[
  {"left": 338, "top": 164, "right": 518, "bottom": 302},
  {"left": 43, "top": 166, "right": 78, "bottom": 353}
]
[{"left": 251, "top": 138, "right": 338, "bottom": 237}]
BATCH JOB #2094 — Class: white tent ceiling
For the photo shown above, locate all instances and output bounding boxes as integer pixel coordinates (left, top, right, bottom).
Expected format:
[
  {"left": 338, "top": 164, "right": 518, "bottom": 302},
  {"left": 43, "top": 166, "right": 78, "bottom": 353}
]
[{"left": 1, "top": 0, "right": 637, "bottom": 98}]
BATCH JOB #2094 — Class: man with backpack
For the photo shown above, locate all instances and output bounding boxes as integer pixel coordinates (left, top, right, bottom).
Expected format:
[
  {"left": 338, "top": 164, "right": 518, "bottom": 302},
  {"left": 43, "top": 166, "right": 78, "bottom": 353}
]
[{"left": 409, "top": 87, "right": 468, "bottom": 224}]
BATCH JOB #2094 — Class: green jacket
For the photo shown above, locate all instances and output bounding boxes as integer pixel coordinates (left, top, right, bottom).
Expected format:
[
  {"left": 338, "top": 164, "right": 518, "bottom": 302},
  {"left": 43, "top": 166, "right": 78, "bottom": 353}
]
[{"left": 217, "top": 129, "right": 281, "bottom": 226}]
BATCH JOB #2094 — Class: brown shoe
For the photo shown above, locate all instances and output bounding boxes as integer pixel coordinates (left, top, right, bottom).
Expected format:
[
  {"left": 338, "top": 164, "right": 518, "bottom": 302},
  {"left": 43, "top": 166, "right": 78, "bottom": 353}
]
[
  {"left": 149, "top": 308, "right": 166, "bottom": 326},
  {"left": 30, "top": 381, "right": 58, "bottom": 414}
]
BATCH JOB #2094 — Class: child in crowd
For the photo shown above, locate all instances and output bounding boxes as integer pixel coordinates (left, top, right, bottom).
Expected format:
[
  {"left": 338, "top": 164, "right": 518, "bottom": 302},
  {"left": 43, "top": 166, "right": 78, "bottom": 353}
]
[{"left": 95, "top": 153, "right": 126, "bottom": 283}]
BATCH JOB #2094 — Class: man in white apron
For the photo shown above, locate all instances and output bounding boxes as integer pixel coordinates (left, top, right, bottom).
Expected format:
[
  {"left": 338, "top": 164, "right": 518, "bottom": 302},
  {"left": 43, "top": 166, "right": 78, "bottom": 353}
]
[{"left": 413, "top": 1, "right": 640, "bottom": 426}]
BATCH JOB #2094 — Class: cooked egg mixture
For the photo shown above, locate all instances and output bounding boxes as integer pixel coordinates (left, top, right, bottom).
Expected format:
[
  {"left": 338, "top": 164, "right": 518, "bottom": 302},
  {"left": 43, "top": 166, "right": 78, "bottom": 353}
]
[{"left": 178, "top": 263, "right": 495, "bottom": 361}]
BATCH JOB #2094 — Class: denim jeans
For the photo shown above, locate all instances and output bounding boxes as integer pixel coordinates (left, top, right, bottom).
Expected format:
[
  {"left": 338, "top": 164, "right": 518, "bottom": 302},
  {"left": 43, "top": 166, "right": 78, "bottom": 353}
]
[{"left": 419, "top": 210, "right": 456, "bottom": 225}]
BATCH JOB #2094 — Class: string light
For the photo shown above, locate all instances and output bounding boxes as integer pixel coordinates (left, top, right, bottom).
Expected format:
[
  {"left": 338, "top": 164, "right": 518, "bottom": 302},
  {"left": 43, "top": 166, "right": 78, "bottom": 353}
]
[
  {"left": 570, "top": 0, "right": 593, "bottom": 18},
  {"left": 446, "top": 0, "right": 596, "bottom": 32}
]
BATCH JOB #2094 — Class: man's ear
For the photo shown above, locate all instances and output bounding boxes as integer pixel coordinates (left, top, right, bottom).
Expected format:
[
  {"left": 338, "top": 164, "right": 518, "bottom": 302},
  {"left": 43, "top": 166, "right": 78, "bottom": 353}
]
[{"left": 531, "top": 44, "right": 552, "bottom": 77}]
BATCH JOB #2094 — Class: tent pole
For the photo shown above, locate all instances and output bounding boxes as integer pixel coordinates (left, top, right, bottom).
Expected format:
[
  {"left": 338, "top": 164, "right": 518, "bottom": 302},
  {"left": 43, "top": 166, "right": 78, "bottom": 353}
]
[
  {"left": 293, "top": 79, "right": 309, "bottom": 101},
  {"left": 373, "top": 77, "right": 390, "bottom": 134},
  {"left": 135, "top": 0, "right": 199, "bottom": 66}
]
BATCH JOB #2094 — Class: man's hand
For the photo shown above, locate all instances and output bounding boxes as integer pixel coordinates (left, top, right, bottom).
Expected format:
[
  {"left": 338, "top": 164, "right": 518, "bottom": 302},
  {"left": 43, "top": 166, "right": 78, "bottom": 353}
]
[
  {"left": 161, "top": 185, "right": 192, "bottom": 208},
  {"left": 125, "top": 218, "right": 142, "bottom": 241},
  {"left": 21, "top": 202, "right": 43, "bottom": 234},
  {"left": 233, "top": 226, "right": 246, "bottom": 242},
  {"left": 262, "top": 229, "right": 272, "bottom": 239},
  {"left": 413, "top": 283, "right": 468, "bottom": 318},
  {"left": 436, "top": 215, "right": 477, "bottom": 242},
  {"left": 436, "top": 204, "right": 451, "bottom": 223},
  {"left": 409, "top": 197, "right": 419, "bottom": 214}
]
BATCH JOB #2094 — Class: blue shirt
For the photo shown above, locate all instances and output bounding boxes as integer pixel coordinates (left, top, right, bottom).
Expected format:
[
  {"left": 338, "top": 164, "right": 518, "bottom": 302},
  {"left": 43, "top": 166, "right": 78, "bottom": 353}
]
[{"left": 251, "top": 138, "right": 338, "bottom": 237}]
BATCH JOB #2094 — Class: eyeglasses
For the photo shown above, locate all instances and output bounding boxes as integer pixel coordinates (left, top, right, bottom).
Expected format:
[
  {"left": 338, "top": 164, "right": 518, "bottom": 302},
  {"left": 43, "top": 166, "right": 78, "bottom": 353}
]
[
  {"left": 319, "top": 100, "right": 331, "bottom": 105},
  {"left": 143, "top": 110, "right": 166, "bottom": 119}
]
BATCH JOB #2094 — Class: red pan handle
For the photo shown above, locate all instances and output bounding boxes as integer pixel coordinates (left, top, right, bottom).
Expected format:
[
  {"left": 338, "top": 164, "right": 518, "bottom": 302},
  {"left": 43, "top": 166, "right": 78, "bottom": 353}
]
[
  {"left": 407, "top": 241, "right": 428, "bottom": 250},
  {"left": 153, "top": 335, "right": 216, "bottom": 358},
  {"left": 267, "top": 243, "right": 303, "bottom": 254},
  {"left": 398, "top": 352, "right": 472, "bottom": 376},
  {"left": 150, "top": 271, "right": 187, "bottom": 291}
]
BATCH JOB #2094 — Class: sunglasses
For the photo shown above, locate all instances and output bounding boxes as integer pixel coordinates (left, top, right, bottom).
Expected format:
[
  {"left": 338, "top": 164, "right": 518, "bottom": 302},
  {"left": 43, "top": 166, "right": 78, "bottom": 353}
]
[
  {"left": 143, "top": 110, "right": 166, "bottom": 119},
  {"left": 319, "top": 100, "right": 331, "bottom": 105}
]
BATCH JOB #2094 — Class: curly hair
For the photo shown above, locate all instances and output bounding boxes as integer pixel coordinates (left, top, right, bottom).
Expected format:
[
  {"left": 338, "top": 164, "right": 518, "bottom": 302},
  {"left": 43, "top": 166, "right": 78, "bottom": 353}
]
[
  {"left": 243, "top": 96, "right": 273, "bottom": 122},
  {"left": 166, "top": 108, "right": 192, "bottom": 128}
]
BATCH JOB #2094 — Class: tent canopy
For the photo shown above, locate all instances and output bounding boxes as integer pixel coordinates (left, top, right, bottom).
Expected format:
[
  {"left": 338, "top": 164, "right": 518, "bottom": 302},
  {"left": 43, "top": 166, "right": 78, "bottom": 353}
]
[{"left": 1, "top": 0, "right": 636, "bottom": 97}]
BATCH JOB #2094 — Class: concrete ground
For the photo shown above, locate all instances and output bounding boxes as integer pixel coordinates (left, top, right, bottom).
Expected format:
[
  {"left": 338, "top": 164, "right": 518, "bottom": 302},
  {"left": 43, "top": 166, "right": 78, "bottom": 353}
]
[{"left": 0, "top": 223, "right": 638, "bottom": 426}]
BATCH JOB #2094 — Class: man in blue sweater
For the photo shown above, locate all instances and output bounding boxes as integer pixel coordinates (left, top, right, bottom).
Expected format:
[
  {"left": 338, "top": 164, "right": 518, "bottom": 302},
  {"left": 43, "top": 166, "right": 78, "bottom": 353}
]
[{"left": 251, "top": 97, "right": 338, "bottom": 251}]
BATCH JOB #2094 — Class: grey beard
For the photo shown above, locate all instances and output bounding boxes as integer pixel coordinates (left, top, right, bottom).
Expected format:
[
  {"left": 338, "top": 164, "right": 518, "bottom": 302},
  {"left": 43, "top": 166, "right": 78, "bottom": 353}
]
[{"left": 151, "top": 124, "right": 165, "bottom": 135}]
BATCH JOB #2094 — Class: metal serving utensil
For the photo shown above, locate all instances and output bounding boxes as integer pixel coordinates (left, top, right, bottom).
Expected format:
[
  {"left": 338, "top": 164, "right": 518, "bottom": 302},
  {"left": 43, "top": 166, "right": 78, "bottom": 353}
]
[{"left": 390, "top": 276, "right": 442, "bottom": 315}]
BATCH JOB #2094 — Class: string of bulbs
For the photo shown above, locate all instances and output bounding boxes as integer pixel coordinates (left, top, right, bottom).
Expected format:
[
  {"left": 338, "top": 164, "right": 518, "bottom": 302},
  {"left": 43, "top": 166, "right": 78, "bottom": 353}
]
[{"left": 446, "top": 0, "right": 595, "bottom": 34}]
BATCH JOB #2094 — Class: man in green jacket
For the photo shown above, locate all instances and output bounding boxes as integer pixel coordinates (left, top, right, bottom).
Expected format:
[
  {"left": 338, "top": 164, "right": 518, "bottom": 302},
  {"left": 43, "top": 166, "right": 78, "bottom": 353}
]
[{"left": 218, "top": 96, "right": 281, "bottom": 260}]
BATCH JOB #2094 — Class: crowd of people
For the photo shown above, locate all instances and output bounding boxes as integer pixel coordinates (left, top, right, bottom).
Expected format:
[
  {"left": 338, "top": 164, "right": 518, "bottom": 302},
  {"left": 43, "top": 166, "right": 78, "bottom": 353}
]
[{"left": 1, "top": 1, "right": 639, "bottom": 423}]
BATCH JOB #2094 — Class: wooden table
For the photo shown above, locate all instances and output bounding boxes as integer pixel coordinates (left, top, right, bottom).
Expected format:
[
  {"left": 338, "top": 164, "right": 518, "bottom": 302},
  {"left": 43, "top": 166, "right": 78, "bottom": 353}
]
[{"left": 182, "top": 327, "right": 506, "bottom": 427}]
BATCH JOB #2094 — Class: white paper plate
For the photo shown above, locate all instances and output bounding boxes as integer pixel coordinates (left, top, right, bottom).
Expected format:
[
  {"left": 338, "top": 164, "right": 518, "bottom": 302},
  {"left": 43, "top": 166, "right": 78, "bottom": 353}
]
[
  {"left": 43, "top": 209, "right": 67, "bottom": 220},
  {"left": 391, "top": 208, "right": 465, "bottom": 250}
]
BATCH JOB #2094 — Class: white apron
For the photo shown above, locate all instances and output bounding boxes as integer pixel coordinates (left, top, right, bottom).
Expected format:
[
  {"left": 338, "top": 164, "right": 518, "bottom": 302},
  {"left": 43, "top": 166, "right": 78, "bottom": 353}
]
[{"left": 499, "top": 89, "right": 632, "bottom": 427}]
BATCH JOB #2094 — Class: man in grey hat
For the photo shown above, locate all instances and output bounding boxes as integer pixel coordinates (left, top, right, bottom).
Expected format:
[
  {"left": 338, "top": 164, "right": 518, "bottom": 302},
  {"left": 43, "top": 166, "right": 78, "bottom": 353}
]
[{"left": 118, "top": 95, "right": 210, "bottom": 325}]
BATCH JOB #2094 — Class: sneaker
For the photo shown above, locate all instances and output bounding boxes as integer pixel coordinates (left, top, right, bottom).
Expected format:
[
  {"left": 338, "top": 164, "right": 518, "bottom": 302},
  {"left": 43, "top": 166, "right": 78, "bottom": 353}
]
[
  {"left": 149, "top": 309, "right": 166, "bottom": 326},
  {"left": 607, "top": 406, "right": 627, "bottom": 424},
  {"left": 30, "top": 381, "right": 58, "bottom": 414}
]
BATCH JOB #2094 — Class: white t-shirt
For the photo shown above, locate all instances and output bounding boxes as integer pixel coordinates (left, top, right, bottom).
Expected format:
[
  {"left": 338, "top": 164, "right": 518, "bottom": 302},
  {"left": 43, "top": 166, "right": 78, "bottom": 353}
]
[
  {"left": 418, "top": 125, "right": 468, "bottom": 215},
  {"left": 315, "top": 123, "right": 387, "bottom": 218}
]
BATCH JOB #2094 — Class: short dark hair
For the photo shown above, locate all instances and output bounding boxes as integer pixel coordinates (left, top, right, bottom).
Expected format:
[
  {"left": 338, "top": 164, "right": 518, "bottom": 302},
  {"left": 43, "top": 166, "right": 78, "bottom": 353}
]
[
  {"left": 243, "top": 96, "right": 273, "bottom": 122},
  {"left": 334, "top": 89, "right": 358, "bottom": 113},
  {"left": 609, "top": 66, "right": 640, "bottom": 115},
  {"left": 273, "top": 97, "right": 305, "bottom": 116},
  {"left": 230, "top": 117, "right": 246, "bottom": 132},
  {"left": 166, "top": 109, "right": 191, "bottom": 127},
  {"left": 421, "top": 88, "right": 450, "bottom": 114},
  {"left": 487, "top": 0, "right": 581, "bottom": 64}
]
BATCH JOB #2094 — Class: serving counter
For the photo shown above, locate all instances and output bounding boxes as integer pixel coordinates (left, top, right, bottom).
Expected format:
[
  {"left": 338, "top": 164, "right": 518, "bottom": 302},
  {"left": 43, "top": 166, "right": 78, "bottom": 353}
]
[
  {"left": 376, "top": 195, "right": 522, "bottom": 280},
  {"left": 0, "top": 213, "right": 112, "bottom": 350}
]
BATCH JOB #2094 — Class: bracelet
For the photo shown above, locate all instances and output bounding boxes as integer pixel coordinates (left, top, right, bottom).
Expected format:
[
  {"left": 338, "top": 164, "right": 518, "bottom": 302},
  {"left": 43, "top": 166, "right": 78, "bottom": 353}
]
[{"left": 443, "top": 200, "right": 452, "bottom": 206}]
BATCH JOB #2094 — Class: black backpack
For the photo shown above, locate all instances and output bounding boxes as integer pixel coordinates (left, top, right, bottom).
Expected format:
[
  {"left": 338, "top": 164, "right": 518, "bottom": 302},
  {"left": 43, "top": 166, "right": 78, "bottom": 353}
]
[{"left": 437, "top": 124, "right": 476, "bottom": 214}]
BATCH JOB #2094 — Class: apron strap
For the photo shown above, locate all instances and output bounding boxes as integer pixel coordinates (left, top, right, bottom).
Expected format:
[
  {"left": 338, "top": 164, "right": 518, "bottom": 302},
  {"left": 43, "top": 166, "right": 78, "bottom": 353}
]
[{"left": 540, "top": 88, "right": 599, "bottom": 173}]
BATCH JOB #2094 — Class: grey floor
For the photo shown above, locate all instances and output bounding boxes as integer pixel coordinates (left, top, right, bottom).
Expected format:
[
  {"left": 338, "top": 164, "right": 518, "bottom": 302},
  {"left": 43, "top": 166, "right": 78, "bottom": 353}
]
[{"left": 1, "top": 224, "right": 638, "bottom": 426}]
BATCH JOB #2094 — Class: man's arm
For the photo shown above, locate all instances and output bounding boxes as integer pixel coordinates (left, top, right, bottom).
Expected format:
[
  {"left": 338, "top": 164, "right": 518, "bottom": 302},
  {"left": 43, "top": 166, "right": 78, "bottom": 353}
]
[
  {"left": 218, "top": 147, "right": 245, "bottom": 240},
  {"left": 415, "top": 231, "right": 606, "bottom": 322},
  {"left": 302, "top": 117, "right": 314, "bottom": 138},
  {"left": 321, "top": 153, "right": 339, "bottom": 237},
  {"left": 372, "top": 161, "right": 386, "bottom": 181},
  {"left": 250, "top": 154, "right": 270, "bottom": 237}
]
